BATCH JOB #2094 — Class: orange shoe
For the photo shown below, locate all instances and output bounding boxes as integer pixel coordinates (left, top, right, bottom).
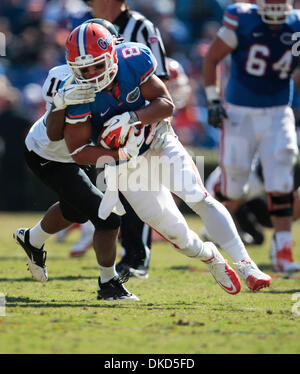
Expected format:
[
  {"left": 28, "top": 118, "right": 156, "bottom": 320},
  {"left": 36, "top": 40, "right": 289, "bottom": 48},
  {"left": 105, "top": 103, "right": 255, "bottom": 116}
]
[
  {"left": 202, "top": 242, "right": 241, "bottom": 295},
  {"left": 270, "top": 236, "right": 300, "bottom": 273},
  {"left": 235, "top": 259, "right": 271, "bottom": 291}
]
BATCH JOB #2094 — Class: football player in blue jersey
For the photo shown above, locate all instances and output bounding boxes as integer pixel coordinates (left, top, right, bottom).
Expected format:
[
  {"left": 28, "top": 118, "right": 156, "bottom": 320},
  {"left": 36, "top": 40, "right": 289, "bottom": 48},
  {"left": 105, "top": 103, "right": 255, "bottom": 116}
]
[
  {"left": 45, "top": 21, "right": 274, "bottom": 294},
  {"left": 203, "top": 0, "right": 300, "bottom": 273},
  {"left": 18, "top": 21, "right": 273, "bottom": 299}
]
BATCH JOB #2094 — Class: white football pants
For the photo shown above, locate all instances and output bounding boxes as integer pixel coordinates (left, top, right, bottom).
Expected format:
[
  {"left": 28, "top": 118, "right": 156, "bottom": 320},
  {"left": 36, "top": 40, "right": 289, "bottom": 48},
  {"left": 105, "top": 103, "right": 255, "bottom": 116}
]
[
  {"left": 220, "top": 104, "right": 298, "bottom": 199},
  {"left": 117, "top": 135, "right": 247, "bottom": 262}
]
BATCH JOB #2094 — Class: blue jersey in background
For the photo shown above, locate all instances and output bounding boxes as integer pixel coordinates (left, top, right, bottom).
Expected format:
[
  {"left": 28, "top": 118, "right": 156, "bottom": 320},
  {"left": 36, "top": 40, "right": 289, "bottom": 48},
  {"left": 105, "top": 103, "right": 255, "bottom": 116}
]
[{"left": 223, "top": 3, "right": 300, "bottom": 107}]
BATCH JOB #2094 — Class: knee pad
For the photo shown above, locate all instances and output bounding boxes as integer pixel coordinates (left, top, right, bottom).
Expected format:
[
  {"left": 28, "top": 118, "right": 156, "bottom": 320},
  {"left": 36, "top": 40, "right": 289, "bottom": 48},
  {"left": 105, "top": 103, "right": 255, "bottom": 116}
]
[
  {"left": 60, "top": 202, "right": 88, "bottom": 224},
  {"left": 92, "top": 212, "right": 121, "bottom": 231},
  {"left": 267, "top": 192, "right": 294, "bottom": 217}
]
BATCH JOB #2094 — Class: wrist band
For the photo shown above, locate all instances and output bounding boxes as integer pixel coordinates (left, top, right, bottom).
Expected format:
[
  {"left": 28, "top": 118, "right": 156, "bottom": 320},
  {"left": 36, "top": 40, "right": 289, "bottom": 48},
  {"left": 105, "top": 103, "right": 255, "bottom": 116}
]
[
  {"left": 205, "top": 85, "right": 221, "bottom": 102},
  {"left": 118, "top": 147, "right": 129, "bottom": 160},
  {"left": 129, "top": 111, "right": 140, "bottom": 123}
]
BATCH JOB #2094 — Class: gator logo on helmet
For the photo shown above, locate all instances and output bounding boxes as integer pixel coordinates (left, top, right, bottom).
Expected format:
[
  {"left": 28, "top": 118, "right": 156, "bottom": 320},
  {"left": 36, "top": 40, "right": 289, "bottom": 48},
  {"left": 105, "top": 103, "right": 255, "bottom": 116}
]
[
  {"left": 97, "top": 32, "right": 113, "bottom": 50},
  {"left": 126, "top": 87, "right": 140, "bottom": 103}
]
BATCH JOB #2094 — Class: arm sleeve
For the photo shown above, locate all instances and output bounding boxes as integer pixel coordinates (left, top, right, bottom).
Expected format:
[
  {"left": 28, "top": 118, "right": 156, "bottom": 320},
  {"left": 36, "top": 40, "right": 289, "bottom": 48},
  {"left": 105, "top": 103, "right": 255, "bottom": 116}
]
[
  {"left": 138, "top": 45, "right": 158, "bottom": 85},
  {"left": 56, "top": 74, "right": 92, "bottom": 124},
  {"left": 222, "top": 5, "right": 239, "bottom": 32},
  {"left": 124, "top": 43, "right": 158, "bottom": 85},
  {"left": 217, "top": 26, "right": 238, "bottom": 49},
  {"left": 65, "top": 104, "right": 92, "bottom": 124}
]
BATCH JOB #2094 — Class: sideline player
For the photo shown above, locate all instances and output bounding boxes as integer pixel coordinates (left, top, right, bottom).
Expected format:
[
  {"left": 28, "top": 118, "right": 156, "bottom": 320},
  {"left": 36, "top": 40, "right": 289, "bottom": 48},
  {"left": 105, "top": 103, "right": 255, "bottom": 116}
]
[
  {"left": 52, "top": 22, "right": 271, "bottom": 294},
  {"left": 203, "top": 0, "right": 300, "bottom": 273}
]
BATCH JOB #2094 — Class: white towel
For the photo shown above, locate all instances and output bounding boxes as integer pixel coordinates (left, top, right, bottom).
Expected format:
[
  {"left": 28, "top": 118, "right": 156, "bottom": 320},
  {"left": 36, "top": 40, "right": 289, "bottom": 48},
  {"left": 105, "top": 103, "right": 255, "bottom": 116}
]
[{"left": 98, "top": 163, "right": 126, "bottom": 220}]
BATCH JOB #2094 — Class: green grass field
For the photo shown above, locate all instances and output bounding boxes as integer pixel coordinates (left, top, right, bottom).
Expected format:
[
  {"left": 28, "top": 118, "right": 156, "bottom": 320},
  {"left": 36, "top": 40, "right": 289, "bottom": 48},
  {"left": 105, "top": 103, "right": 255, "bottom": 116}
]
[{"left": 0, "top": 212, "right": 300, "bottom": 354}]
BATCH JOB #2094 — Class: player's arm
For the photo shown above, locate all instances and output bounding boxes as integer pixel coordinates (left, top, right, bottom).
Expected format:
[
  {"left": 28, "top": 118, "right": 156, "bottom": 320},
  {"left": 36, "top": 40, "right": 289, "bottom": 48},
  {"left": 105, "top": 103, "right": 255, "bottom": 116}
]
[
  {"left": 136, "top": 73, "right": 174, "bottom": 124},
  {"left": 203, "top": 36, "right": 234, "bottom": 89},
  {"left": 202, "top": 36, "right": 234, "bottom": 128},
  {"left": 46, "top": 107, "right": 66, "bottom": 141},
  {"left": 64, "top": 120, "right": 118, "bottom": 165},
  {"left": 46, "top": 74, "right": 96, "bottom": 141}
]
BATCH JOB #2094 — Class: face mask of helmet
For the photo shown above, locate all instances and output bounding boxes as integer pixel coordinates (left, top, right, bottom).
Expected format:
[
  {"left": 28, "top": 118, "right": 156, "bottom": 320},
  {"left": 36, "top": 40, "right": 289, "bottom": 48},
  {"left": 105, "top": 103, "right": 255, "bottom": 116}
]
[
  {"left": 70, "top": 51, "right": 117, "bottom": 92},
  {"left": 66, "top": 23, "right": 118, "bottom": 92},
  {"left": 257, "top": 0, "right": 293, "bottom": 25}
]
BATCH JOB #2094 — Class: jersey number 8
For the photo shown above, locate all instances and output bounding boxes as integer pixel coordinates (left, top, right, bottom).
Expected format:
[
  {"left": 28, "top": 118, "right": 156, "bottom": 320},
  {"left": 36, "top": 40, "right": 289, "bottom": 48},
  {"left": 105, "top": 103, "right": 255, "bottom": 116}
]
[{"left": 121, "top": 46, "right": 142, "bottom": 59}]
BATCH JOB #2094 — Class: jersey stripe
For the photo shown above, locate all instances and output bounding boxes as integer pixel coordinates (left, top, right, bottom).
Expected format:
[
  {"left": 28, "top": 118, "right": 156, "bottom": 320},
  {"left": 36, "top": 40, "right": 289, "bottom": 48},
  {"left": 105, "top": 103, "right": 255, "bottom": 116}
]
[
  {"left": 140, "top": 61, "right": 157, "bottom": 84},
  {"left": 223, "top": 20, "right": 237, "bottom": 30},
  {"left": 223, "top": 15, "right": 238, "bottom": 28},
  {"left": 224, "top": 11, "right": 238, "bottom": 21},
  {"left": 66, "top": 111, "right": 91, "bottom": 119}
]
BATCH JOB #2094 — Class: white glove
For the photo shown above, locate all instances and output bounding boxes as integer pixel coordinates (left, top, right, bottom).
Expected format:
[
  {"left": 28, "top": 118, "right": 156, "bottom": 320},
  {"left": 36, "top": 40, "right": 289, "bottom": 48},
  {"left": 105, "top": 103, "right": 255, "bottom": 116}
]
[
  {"left": 53, "top": 75, "right": 96, "bottom": 111},
  {"left": 101, "top": 111, "right": 141, "bottom": 148},
  {"left": 149, "top": 118, "right": 174, "bottom": 150},
  {"left": 119, "top": 126, "right": 145, "bottom": 165}
]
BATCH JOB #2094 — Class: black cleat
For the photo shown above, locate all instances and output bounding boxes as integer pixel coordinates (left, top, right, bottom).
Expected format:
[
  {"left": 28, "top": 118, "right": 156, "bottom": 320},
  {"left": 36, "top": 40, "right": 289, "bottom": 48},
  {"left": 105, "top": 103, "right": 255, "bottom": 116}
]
[
  {"left": 97, "top": 276, "right": 139, "bottom": 301},
  {"left": 116, "top": 261, "right": 131, "bottom": 278},
  {"left": 116, "top": 260, "right": 149, "bottom": 279},
  {"left": 128, "top": 264, "right": 149, "bottom": 279},
  {"left": 13, "top": 228, "right": 48, "bottom": 282}
]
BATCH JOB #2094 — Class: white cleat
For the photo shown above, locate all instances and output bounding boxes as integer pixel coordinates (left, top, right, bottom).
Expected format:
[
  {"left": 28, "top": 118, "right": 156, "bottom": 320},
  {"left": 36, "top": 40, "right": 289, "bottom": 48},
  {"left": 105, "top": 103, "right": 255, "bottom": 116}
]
[
  {"left": 270, "top": 236, "right": 300, "bottom": 273},
  {"left": 14, "top": 228, "right": 48, "bottom": 282},
  {"left": 202, "top": 242, "right": 241, "bottom": 295},
  {"left": 235, "top": 259, "right": 271, "bottom": 291}
]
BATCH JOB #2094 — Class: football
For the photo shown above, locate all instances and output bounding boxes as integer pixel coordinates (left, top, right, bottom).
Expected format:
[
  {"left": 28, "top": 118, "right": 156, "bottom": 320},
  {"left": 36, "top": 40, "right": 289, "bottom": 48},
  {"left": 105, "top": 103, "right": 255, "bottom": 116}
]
[{"left": 97, "top": 127, "right": 119, "bottom": 150}]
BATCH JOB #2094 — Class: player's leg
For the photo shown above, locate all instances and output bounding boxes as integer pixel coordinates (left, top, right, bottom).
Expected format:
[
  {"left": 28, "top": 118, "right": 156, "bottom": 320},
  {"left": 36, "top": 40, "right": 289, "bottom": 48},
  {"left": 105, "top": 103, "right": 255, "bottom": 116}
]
[
  {"left": 67, "top": 165, "right": 97, "bottom": 257},
  {"left": 17, "top": 147, "right": 138, "bottom": 300},
  {"left": 119, "top": 166, "right": 241, "bottom": 295},
  {"left": 203, "top": 166, "right": 252, "bottom": 244},
  {"left": 117, "top": 196, "right": 152, "bottom": 278},
  {"left": 49, "top": 167, "right": 137, "bottom": 300},
  {"left": 260, "top": 106, "right": 300, "bottom": 273},
  {"left": 293, "top": 187, "right": 300, "bottom": 222},
  {"left": 14, "top": 148, "right": 74, "bottom": 282},
  {"left": 158, "top": 133, "right": 271, "bottom": 291}
]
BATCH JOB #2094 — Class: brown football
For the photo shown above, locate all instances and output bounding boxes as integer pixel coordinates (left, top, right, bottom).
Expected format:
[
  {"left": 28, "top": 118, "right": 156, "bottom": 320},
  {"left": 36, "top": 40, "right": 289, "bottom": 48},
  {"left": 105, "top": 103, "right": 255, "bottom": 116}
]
[{"left": 97, "top": 127, "right": 119, "bottom": 150}]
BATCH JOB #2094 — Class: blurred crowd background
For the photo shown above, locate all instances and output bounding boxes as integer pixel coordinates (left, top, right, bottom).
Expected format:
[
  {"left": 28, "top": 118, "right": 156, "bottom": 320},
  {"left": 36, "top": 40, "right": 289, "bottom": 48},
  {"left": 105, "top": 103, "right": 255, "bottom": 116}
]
[{"left": 1, "top": 0, "right": 300, "bottom": 211}]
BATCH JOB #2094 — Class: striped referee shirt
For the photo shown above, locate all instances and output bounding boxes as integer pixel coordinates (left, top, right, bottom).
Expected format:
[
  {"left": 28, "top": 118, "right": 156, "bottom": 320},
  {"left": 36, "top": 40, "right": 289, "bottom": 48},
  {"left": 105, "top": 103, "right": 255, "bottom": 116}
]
[{"left": 113, "top": 9, "right": 169, "bottom": 80}]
